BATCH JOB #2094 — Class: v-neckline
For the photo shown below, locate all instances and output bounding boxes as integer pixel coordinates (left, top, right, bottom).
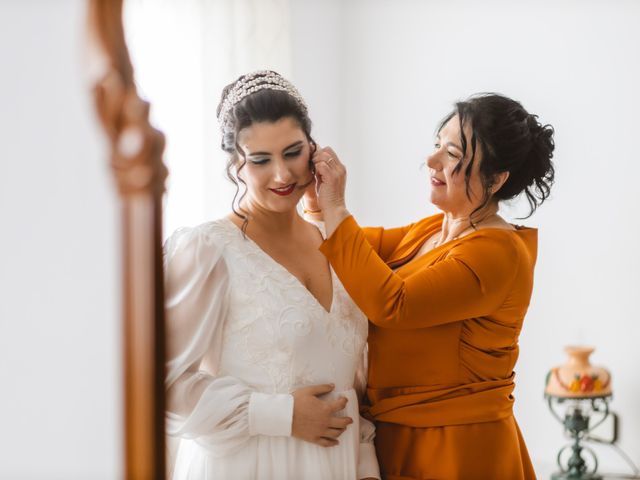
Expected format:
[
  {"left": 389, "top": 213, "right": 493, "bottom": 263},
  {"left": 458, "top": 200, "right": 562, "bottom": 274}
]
[
  {"left": 391, "top": 218, "right": 524, "bottom": 271},
  {"left": 222, "top": 217, "right": 336, "bottom": 315}
]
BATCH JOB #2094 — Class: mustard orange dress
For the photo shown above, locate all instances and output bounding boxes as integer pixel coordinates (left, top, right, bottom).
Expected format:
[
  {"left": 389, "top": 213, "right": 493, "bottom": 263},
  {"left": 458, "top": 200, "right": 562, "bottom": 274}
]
[{"left": 319, "top": 213, "right": 538, "bottom": 480}]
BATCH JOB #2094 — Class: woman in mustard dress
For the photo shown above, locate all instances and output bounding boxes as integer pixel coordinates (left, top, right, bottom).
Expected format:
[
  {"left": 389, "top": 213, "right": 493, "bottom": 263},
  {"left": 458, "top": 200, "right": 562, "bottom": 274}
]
[{"left": 306, "top": 94, "right": 555, "bottom": 479}]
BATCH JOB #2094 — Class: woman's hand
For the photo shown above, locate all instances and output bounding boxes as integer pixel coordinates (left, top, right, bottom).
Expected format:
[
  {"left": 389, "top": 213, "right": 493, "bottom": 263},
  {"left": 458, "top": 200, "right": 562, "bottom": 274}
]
[
  {"left": 312, "top": 146, "right": 347, "bottom": 211},
  {"left": 291, "top": 384, "right": 353, "bottom": 447},
  {"left": 312, "top": 147, "right": 351, "bottom": 236},
  {"left": 302, "top": 176, "right": 321, "bottom": 215}
]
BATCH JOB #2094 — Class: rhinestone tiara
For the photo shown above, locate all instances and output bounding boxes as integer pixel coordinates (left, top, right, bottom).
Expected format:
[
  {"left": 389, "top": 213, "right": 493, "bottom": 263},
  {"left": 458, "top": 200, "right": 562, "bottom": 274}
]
[{"left": 217, "top": 70, "right": 308, "bottom": 131}]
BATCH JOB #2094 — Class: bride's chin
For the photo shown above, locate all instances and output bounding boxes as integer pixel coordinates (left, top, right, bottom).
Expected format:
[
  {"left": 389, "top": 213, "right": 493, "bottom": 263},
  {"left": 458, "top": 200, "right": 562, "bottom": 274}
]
[{"left": 267, "top": 199, "right": 303, "bottom": 214}]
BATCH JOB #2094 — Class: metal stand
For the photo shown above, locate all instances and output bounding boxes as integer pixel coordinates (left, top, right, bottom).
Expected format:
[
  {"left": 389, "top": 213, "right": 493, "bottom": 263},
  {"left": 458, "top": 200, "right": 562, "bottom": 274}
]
[{"left": 547, "top": 395, "right": 610, "bottom": 480}]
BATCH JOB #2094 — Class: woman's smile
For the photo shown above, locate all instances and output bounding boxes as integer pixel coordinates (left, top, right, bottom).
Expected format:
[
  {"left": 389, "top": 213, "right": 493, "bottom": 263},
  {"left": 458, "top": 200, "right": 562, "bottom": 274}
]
[
  {"left": 269, "top": 183, "right": 297, "bottom": 196},
  {"left": 430, "top": 176, "right": 446, "bottom": 187}
]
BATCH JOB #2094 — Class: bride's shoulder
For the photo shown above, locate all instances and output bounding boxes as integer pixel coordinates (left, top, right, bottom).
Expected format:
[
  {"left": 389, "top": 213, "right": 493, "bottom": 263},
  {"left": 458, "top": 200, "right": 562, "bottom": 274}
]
[
  {"left": 164, "top": 221, "right": 234, "bottom": 288},
  {"left": 198, "top": 216, "right": 237, "bottom": 236},
  {"left": 164, "top": 218, "right": 237, "bottom": 258}
]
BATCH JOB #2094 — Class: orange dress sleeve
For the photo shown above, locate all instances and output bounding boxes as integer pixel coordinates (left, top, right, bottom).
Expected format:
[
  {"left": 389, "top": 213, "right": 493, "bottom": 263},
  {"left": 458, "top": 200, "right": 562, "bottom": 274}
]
[
  {"left": 363, "top": 223, "right": 414, "bottom": 260},
  {"left": 320, "top": 216, "right": 520, "bottom": 329}
]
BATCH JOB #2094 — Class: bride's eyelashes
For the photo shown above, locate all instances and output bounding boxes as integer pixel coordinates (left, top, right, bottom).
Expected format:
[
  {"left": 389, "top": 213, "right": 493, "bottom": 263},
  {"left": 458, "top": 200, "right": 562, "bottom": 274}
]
[
  {"left": 285, "top": 149, "right": 303, "bottom": 158},
  {"left": 248, "top": 149, "right": 303, "bottom": 166}
]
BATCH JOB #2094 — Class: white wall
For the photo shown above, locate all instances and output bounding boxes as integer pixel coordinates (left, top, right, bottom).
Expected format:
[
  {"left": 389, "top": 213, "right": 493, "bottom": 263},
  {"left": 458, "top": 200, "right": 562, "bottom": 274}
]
[
  {"left": 292, "top": 0, "right": 640, "bottom": 476},
  {"left": 0, "top": 1, "right": 121, "bottom": 478},
  {"left": 290, "top": 1, "right": 353, "bottom": 208},
  {"left": 2, "top": 0, "right": 637, "bottom": 477}
]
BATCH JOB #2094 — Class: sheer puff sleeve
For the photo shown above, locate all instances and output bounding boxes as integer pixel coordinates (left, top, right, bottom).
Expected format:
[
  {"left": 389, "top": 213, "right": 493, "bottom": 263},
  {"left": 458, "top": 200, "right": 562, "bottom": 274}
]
[{"left": 164, "top": 226, "right": 293, "bottom": 456}]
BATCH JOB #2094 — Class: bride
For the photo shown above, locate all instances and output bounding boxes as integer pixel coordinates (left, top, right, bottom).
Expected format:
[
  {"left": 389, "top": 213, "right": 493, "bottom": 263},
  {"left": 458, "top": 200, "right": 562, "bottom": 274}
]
[{"left": 163, "top": 70, "right": 380, "bottom": 480}]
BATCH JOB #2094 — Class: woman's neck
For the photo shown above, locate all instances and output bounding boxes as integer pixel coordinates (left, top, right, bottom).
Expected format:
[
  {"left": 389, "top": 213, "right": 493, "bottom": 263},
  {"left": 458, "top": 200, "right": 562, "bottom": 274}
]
[
  {"left": 440, "top": 202, "right": 500, "bottom": 243},
  {"left": 236, "top": 199, "right": 302, "bottom": 237}
]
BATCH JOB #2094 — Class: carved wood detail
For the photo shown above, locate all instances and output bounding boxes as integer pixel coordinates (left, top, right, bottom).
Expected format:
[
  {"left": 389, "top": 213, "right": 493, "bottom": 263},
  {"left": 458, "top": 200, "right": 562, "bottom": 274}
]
[{"left": 87, "top": 1, "right": 167, "bottom": 478}]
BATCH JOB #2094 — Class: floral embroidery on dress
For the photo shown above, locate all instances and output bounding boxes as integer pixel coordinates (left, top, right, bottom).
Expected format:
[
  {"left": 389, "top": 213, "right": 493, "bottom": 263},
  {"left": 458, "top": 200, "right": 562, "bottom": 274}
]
[{"left": 199, "top": 218, "right": 368, "bottom": 394}]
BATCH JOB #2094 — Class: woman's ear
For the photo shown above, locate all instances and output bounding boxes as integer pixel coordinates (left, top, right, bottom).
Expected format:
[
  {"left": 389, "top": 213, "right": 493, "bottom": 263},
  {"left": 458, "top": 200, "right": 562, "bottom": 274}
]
[{"left": 491, "top": 171, "right": 510, "bottom": 194}]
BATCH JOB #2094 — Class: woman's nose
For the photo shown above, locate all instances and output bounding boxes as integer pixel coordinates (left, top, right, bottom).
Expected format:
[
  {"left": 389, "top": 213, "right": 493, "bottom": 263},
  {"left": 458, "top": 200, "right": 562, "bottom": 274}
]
[
  {"left": 426, "top": 151, "right": 441, "bottom": 171},
  {"left": 272, "top": 158, "right": 293, "bottom": 183}
]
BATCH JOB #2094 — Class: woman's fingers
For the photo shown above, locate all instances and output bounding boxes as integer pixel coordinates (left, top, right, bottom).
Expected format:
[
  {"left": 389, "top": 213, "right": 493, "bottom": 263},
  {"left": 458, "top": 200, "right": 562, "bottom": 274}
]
[
  {"left": 290, "top": 383, "right": 355, "bottom": 448},
  {"left": 311, "top": 147, "right": 337, "bottom": 166},
  {"left": 323, "top": 427, "right": 346, "bottom": 438},
  {"left": 329, "top": 416, "right": 353, "bottom": 429},
  {"left": 314, "top": 159, "right": 338, "bottom": 183},
  {"left": 323, "top": 146, "right": 337, "bottom": 157},
  {"left": 322, "top": 147, "right": 345, "bottom": 173},
  {"left": 310, "top": 145, "right": 348, "bottom": 214},
  {"left": 327, "top": 396, "right": 348, "bottom": 413},
  {"left": 324, "top": 146, "right": 341, "bottom": 166},
  {"left": 317, "top": 437, "right": 339, "bottom": 448},
  {"left": 319, "top": 419, "right": 351, "bottom": 444},
  {"left": 297, "top": 383, "right": 335, "bottom": 397}
]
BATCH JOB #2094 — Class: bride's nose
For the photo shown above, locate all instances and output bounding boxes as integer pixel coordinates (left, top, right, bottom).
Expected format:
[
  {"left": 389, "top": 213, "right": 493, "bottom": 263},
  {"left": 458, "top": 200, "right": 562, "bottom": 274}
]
[{"left": 272, "top": 158, "right": 294, "bottom": 183}]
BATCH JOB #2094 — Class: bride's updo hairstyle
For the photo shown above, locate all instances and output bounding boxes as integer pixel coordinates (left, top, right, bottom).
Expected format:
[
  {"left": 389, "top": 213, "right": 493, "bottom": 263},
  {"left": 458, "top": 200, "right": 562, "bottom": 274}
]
[
  {"left": 216, "top": 70, "right": 315, "bottom": 229},
  {"left": 437, "top": 93, "right": 555, "bottom": 219}
]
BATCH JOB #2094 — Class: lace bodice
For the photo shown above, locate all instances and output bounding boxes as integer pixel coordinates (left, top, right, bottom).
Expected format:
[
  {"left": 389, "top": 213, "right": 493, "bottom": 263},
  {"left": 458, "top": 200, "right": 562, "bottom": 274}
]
[{"left": 201, "top": 218, "right": 368, "bottom": 393}]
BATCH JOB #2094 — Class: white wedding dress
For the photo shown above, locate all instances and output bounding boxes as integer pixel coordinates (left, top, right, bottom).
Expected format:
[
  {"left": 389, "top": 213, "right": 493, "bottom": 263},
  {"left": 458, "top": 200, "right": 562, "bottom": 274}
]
[{"left": 164, "top": 217, "right": 380, "bottom": 480}]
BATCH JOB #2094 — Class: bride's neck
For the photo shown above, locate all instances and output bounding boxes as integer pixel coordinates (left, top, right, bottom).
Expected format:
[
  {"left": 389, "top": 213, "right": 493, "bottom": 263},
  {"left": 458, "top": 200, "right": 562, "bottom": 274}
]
[{"left": 239, "top": 200, "right": 301, "bottom": 236}]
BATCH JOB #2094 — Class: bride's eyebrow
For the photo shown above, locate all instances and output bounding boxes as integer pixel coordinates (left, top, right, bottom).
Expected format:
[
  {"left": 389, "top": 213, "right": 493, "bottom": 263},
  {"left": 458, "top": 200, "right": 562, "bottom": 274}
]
[
  {"left": 282, "top": 140, "right": 304, "bottom": 152},
  {"left": 247, "top": 149, "right": 270, "bottom": 157}
]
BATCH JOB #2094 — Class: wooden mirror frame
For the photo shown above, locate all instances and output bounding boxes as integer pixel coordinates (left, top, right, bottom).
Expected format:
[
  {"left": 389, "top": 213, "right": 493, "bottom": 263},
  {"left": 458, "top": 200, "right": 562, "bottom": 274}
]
[{"left": 87, "top": 1, "right": 168, "bottom": 478}]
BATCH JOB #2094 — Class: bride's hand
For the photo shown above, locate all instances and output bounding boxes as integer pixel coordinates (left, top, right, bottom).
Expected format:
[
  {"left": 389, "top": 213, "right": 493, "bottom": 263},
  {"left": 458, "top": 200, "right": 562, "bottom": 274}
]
[
  {"left": 291, "top": 384, "right": 353, "bottom": 447},
  {"left": 312, "top": 146, "right": 347, "bottom": 213}
]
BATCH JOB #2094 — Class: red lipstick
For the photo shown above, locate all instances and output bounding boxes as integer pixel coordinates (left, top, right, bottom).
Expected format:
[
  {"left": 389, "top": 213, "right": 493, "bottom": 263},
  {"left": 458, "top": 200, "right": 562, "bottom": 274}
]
[{"left": 269, "top": 184, "right": 296, "bottom": 196}]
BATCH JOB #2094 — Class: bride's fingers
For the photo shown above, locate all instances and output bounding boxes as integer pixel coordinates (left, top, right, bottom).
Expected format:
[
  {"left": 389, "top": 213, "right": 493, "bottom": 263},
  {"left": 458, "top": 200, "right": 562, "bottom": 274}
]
[
  {"left": 329, "top": 416, "right": 353, "bottom": 429},
  {"left": 317, "top": 437, "right": 339, "bottom": 448},
  {"left": 323, "top": 427, "right": 346, "bottom": 439}
]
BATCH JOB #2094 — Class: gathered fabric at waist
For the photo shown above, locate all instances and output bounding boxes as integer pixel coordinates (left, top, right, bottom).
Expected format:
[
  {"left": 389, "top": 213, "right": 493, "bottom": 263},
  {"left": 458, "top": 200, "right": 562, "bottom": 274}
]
[{"left": 363, "top": 374, "right": 516, "bottom": 428}]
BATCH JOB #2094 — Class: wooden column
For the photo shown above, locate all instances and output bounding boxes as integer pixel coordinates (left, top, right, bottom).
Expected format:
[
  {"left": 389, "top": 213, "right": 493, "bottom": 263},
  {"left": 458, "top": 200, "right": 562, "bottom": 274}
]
[{"left": 87, "top": 1, "right": 168, "bottom": 478}]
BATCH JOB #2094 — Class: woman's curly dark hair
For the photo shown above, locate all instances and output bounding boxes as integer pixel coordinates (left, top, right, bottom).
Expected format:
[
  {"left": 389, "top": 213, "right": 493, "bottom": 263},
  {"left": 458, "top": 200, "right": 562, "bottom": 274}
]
[{"left": 437, "top": 93, "right": 555, "bottom": 219}]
